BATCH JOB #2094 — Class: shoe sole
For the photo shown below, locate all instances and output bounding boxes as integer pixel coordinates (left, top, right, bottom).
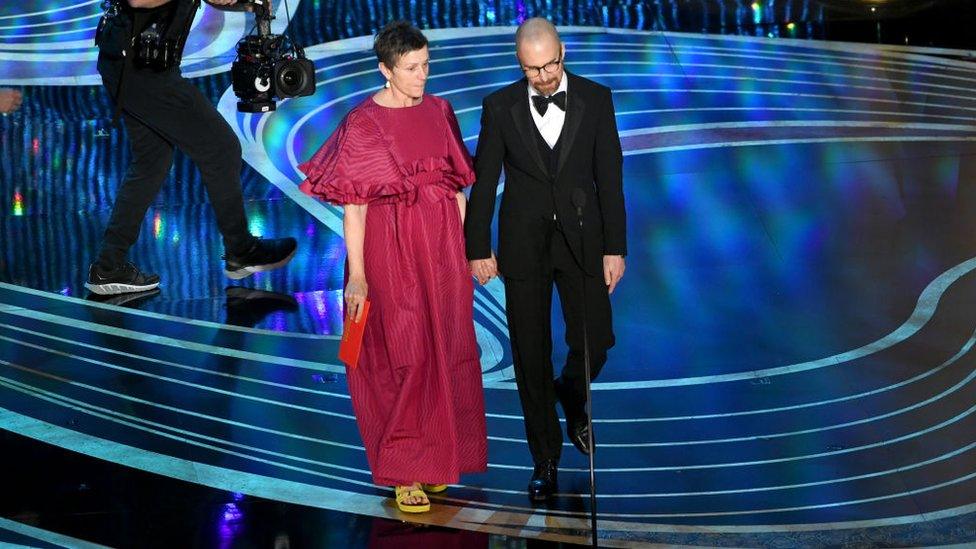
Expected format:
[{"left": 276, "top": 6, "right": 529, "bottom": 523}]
[
  {"left": 224, "top": 249, "right": 297, "bottom": 280},
  {"left": 84, "top": 281, "right": 160, "bottom": 296},
  {"left": 572, "top": 443, "right": 592, "bottom": 456},
  {"left": 396, "top": 503, "right": 431, "bottom": 513}
]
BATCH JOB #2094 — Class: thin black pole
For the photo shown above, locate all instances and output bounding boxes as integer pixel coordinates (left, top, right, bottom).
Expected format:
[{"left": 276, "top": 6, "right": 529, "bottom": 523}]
[{"left": 572, "top": 188, "right": 598, "bottom": 547}]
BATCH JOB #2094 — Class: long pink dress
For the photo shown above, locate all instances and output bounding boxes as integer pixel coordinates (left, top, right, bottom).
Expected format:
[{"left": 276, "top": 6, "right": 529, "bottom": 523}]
[{"left": 298, "top": 95, "right": 488, "bottom": 486}]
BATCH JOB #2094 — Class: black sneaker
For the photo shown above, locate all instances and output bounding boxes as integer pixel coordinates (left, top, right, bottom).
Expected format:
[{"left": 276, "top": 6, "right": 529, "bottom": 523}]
[
  {"left": 223, "top": 237, "right": 297, "bottom": 280},
  {"left": 86, "top": 287, "right": 161, "bottom": 308},
  {"left": 85, "top": 262, "right": 161, "bottom": 295}
]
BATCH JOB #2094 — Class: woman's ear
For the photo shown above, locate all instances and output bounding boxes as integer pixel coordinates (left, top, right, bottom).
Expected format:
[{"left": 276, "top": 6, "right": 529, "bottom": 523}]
[{"left": 378, "top": 62, "right": 393, "bottom": 84}]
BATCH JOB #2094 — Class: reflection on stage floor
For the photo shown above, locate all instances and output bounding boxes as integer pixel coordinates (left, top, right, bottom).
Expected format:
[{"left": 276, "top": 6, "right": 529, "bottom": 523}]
[{"left": 3, "top": 19, "right": 976, "bottom": 548}]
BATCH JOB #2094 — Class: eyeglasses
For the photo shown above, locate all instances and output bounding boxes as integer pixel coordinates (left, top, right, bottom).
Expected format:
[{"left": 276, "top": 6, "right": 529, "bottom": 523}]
[{"left": 521, "top": 58, "right": 562, "bottom": 78}]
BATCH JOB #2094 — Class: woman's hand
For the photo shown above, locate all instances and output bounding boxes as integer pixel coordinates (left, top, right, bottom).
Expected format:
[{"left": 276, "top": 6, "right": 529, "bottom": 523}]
[{"left": 344, "top": 275, "right": 369, "bottom": 322}]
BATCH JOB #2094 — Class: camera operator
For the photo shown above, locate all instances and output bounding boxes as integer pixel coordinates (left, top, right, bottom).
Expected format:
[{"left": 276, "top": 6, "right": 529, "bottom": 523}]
[{"left": 88, "top": 0, "right": 296, "bottom": 295}]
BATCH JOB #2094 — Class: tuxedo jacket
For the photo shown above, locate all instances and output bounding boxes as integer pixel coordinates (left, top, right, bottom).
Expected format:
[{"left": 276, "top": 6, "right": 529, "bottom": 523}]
[{"left": 464, "top": 71, "right": 627, "bottom": 278}]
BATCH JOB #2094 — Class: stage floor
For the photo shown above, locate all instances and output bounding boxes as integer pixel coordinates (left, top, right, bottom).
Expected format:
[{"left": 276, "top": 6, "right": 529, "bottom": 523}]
[{"left": 3, "top": 23, "right": 976, "bottom": 547}]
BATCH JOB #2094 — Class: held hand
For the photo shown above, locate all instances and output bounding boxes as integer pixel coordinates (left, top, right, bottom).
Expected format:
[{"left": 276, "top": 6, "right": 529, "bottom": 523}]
[
  {"left": 468, "top": 253, "right": 498, "bottom": 286},
  {"left": 344, "top": 276, "right": 368, "bottom": 322},
  {"left": 0, "top": 89, "right": 23, "bottom": 114},
  {"left": 603, "top": 255, "right": 626, "bottom": 294},
  {"left": 207, "top": 0, "right": 238, "bottom": 5},
  {"left": 242, "top": 0, "right": 272, "bottom": 12}
]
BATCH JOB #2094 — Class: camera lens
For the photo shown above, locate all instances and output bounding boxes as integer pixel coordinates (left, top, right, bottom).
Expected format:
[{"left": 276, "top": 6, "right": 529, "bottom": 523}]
[
  {"left": 282, "top": 70, "right": 300, "bottom": 87},
  {"left": 275, "top": 59, "right": 315, "bottom": 98},
  {"left": 275, "top": 63, "right": 302, "bottom": 95}
]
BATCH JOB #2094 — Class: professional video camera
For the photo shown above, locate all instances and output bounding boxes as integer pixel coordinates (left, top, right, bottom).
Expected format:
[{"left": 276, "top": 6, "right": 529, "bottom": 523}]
[{"left": 231, "top": 0, "right": 316, "bottom": 112}]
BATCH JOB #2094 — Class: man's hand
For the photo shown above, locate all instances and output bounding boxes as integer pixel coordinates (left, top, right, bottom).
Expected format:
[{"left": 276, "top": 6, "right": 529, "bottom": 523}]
[
  {"left": 128, "top": 0, "right": 174, "bottom": 8},
  {"left": 206, "top": 0, "right": 272, "bottom": 12},
  {"left": 203, "top": 0, "right": 256, "bottom": 12},
  {"left": 603, "top": 255, "right": 625, "bottom": 294},
  {"left": 469, "top": 254, "right": 498, "bottom": 286},
  {"left": 0, "top": 89, "right": 22, "bottom": 114}
]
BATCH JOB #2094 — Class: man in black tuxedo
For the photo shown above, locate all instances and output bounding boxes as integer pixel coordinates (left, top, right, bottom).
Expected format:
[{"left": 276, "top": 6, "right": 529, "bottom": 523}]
[{"left": 465, "top": 18, "right": 626, "bottom": 501}]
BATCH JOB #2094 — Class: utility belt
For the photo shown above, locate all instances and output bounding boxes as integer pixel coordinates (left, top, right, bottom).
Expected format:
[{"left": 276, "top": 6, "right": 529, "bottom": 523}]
[{"left": 95, "top": 0, "right": 200, "bottom": 71}]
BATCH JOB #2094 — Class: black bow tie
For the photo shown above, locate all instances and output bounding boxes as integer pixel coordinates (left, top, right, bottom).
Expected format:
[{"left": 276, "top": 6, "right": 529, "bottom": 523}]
[{"left": 532, "top": 91, "right": 566, "bottom": 116}]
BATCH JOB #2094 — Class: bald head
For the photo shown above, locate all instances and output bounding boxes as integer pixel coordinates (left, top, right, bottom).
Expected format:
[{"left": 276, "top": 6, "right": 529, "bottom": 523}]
[
  {"left": 515, "top": 18, "right": 565, "bottom": 95},
  {"left": 515, "top": 17, "right": 560, "bottom": 49}
]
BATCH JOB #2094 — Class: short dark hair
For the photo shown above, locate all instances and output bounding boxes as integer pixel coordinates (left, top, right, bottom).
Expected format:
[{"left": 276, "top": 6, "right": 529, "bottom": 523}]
[{"left": 373, "top": 21, "right": 428, "bottom": 69}]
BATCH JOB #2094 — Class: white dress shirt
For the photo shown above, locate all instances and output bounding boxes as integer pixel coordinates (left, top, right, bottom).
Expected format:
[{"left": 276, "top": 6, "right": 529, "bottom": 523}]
[{"left": 528, "top": 73, "right": 568, "bottom": 149}]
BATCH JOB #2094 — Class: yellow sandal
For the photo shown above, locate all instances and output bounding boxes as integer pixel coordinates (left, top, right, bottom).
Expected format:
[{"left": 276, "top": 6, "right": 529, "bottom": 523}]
[
  {"left": 422, "top": 484, "right": 448, "bottom": 494},
  {"left": 394, "top": 485, "right": 431, "bottom": 513}
]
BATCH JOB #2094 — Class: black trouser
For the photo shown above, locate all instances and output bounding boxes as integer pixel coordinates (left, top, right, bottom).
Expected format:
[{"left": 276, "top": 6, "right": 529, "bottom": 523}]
[
  {"left": 503, "top": 221, "right": 615, "bottom": 464},
  {"left": 95, "top": 55, "right": 253, "bottom": 269}
]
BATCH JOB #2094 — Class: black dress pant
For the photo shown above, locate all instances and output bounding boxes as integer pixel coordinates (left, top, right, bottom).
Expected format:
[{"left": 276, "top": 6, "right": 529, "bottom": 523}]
[
  {"left": 503, "top": 221, "right": 615, "bottom": 464},
  {"left": 95, "top": 56, "right": 253, "bottom": 269}
]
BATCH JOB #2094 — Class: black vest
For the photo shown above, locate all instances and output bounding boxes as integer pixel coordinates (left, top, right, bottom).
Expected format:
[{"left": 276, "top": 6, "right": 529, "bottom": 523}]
[
  {"left": 531, "top": 116, "right": 563, "bottom": 178},
  {"left": 530, "top": 108, "right": 565, "bottom": 223}
]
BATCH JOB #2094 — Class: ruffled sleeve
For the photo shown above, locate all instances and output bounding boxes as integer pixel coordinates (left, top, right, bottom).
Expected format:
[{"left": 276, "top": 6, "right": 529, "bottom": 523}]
[
  {"left": 438, "top": 97, "right": 476, "bottom": 190},
  {"left": 298, "top": 108, "right": 403, "bottom": 205}
]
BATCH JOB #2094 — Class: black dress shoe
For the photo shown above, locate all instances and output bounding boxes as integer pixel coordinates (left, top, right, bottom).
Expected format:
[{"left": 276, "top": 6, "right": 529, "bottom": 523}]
[
  {"left": 567, "top": 418, "right": 594, "bottom": 456},
  {"left": 555, "top": 377, "right": 593, "bottom": 455},
  {"left": 527, "top": 459, "right": 558, "bottom": 502}
]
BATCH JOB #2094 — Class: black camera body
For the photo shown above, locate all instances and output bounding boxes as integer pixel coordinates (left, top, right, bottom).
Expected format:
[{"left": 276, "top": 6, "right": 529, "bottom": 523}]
[{"left": 231, "top": 5, "right": 315, "bottom": 112}]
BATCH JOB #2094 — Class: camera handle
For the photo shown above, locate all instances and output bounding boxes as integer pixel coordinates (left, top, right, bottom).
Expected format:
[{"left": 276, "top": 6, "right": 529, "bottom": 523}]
[{"left": 246, "top": 0, "right": 274, "bottom": 35}]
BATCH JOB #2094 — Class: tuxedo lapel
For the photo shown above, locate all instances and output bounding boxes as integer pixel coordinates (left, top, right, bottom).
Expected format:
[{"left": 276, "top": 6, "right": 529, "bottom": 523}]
[
  {"left": 555, "top": 72, "right": 585, "bottom": 180},
  {"left": 509, "top": 83, "right": 550, "bottom": 179}
]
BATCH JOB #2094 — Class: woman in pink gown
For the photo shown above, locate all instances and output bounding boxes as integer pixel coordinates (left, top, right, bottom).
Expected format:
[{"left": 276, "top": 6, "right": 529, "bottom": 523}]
[{"left": 298, "top": 21, "right": 487, "bottom": 513}]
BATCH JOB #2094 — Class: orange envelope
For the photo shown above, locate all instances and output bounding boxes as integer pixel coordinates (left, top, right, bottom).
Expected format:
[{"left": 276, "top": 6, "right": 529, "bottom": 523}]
[{"left": 338, "top": 300, "right": 370, "bottom": 369}]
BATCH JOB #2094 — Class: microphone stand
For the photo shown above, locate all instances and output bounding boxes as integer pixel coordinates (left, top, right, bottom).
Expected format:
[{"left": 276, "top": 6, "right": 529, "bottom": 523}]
[{"left": 572, "top": 188, "right": 598, "bottom": 547}]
